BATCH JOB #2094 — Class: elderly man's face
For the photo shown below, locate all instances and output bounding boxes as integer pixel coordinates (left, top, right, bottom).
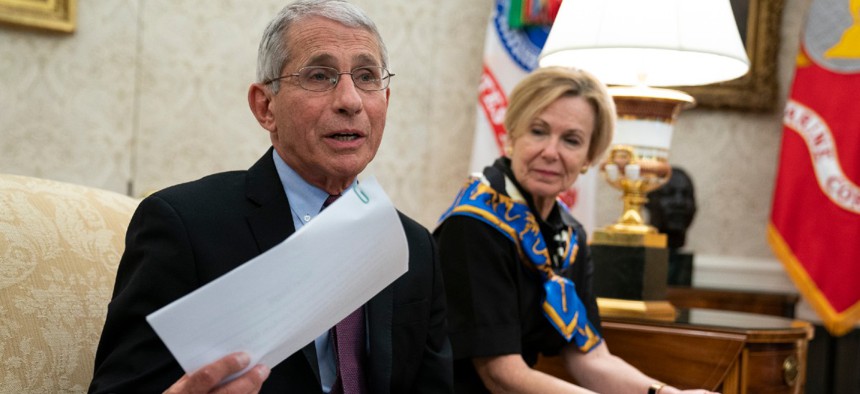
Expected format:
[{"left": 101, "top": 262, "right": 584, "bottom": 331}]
[{"left": 267, "top": 16, "right": 389, "bottom": 192}]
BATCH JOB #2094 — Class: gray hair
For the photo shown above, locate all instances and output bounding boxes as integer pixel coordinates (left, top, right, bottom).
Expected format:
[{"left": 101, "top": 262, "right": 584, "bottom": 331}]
[{"left": 256, "top": 0, "right": 389, "bottom": 92}]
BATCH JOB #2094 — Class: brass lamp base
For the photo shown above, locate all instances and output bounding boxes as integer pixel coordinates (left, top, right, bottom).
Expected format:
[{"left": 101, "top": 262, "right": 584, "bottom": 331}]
[
  {"left": 600, "top": 86, "right": 695, "bottom": 235},
  {"left": 589, "top": 87, "right": 690, "bottom": 323},
  {"left": 592, "top": 228, "right": 666, "bottom": 249},
  {"left": 597, "top": 297, "right": 676, "bottom": 321}
]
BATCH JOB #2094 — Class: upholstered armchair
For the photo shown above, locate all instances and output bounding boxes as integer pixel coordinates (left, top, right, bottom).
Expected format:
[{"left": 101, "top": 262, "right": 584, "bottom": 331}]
[{"left": 0, "top": 174, "right": 138, "bottom": 393}]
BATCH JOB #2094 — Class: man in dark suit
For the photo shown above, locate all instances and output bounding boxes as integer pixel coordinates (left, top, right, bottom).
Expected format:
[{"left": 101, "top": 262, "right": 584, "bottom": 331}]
[{"left": 88, "top": 1, "right": 452, "bottom": 393}]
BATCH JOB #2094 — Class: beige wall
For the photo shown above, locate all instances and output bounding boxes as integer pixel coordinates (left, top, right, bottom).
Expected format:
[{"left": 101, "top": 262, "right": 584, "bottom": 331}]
[{"left": 0, "top": 0, "right": 812, "bottom": 284}]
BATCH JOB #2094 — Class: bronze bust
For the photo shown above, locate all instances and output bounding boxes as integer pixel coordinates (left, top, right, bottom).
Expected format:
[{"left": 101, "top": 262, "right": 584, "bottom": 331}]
[{"left": 645, "top": 166, "right": 697, "bottom": 250}]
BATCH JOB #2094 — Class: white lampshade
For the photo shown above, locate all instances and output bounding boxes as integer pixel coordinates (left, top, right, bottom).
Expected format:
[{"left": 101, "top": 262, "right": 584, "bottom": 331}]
[{"left": 538, "top": 0, "right": 750, "bottom": 87}]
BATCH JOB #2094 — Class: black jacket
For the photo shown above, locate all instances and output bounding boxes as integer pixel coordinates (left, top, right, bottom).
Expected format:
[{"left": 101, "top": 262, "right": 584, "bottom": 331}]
[{"left": 89, "top": 148, "right": 453, "bottom": 393}]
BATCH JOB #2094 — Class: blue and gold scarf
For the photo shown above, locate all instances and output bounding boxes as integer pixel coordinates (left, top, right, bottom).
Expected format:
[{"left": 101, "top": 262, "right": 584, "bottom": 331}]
[{"left": 438, "top": 175, "right": 601, "bottom": 352}]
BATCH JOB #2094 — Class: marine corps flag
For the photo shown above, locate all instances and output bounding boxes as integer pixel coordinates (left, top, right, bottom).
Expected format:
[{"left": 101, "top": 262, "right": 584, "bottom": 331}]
[{"left": 768, "top": 0, "right": 860, "bottom": 336}]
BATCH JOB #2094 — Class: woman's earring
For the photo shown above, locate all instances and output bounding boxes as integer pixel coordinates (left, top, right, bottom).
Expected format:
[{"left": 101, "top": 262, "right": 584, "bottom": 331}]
[
  {"left": 504, "top": 146, "right": 513, "bottom": 157},
  {"left": 580, "top": 166, "right": 589, "bottom": 174}
]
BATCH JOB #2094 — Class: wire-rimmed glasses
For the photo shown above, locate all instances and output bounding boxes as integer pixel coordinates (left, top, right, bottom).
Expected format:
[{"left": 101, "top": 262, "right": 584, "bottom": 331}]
[{"left": 265, "top": 66, "right": 394, "bottom": 92}]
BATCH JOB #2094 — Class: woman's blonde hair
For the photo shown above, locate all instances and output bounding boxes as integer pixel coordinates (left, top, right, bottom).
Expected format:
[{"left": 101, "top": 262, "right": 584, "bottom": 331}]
[{"left": 504, "top": 66, "right": 615, "bottom": 165}]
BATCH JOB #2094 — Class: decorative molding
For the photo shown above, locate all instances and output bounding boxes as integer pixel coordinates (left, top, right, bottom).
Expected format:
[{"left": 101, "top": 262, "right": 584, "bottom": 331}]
[
  {"left": 692, "top": 253, "right": 797, "bottom": 293},
  {"left": 691, "top": 253, "right": 832, "bottom": 323},
  {"left": 0, "top": 0, "right": 76, "bottom": 33}
]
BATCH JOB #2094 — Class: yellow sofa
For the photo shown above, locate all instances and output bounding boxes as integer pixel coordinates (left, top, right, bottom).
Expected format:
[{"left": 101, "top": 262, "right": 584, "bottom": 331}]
[{"left": 0, "top": 174, "right": 138, "bottom": 393}]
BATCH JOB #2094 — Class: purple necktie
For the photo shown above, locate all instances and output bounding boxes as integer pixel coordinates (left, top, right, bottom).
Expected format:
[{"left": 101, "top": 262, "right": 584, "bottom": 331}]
[
  {"left": 322, "top": 193, "right": 367, "bottom": 394},
  {"left": 329, "top": 307, "right": 367, "bottom": 394},
  {"left": 322, "top": 193, "right": 341, "bottom": 210}
]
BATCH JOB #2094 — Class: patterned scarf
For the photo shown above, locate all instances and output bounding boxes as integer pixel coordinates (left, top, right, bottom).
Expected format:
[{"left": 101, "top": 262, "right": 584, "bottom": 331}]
[{"left": 438, "top": 175, "right": 601, "bottom": 351}]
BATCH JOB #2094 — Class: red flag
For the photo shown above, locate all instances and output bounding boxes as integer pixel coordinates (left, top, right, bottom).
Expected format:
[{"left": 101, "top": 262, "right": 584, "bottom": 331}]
[{"left": 768, "top": 0, "right": 860, "bottom": 336}]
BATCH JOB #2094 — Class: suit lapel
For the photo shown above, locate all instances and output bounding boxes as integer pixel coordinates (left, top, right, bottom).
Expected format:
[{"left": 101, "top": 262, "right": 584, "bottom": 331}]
[
  {"left": 245, "top": 149, "right": 295, "bottom": 253},
  {"left": 367, "top": 285, "right": 394, "bottom": 393},
  {"left": 246, "top": 201, "right": 294, "bottom": 254},
  {"left": 243, "top": 149, "right": 321, "bottom": 385}
]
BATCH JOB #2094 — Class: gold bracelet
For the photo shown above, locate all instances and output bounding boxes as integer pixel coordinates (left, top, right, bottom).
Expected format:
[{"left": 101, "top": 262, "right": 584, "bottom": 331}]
[{"left": 648, "top": 382, "right": 666, "bottom": 394}]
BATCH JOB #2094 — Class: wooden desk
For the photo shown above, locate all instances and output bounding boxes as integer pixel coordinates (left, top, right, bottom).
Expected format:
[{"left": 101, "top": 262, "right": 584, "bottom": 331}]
[
  {"left": 666, "top": 286, "right": 800, "bottom": 318},
  {"left": 534, "top": 309, "right": 813, "bottom": 394}
]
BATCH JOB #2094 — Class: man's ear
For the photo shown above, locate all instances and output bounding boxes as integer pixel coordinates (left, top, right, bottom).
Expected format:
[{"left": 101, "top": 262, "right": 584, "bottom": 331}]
[{"left": 248, "top": 83, "right": 276, "bottom": 132}]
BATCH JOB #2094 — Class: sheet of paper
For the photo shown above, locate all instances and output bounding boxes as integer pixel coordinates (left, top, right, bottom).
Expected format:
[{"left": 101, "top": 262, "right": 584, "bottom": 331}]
[{"left": 146, "top": 176, "right": 408, "bottom": 377}]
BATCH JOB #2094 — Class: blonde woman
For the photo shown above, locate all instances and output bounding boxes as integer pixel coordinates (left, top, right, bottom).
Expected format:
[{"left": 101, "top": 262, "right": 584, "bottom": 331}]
[{"left": 435, "top": 67, "right": 716, "bottom": 394}]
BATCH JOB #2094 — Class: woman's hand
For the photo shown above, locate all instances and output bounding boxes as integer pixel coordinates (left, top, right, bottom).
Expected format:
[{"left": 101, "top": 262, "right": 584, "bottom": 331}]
[{"left": 163, "top": 352, "right": 270, "bottom": 394}]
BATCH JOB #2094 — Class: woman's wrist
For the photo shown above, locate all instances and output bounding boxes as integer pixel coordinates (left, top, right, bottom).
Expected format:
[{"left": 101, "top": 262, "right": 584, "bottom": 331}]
[
  {"left": 648, "top": 382, "right": 666, "bottom": 394},
  {"left": 650, "top": 383, "right": 690, "bottom": 394}
]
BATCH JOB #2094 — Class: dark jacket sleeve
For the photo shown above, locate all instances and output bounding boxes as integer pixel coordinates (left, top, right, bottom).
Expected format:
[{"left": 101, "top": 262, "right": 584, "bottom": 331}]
[
  {"left": 396, "top": 215, "right": 454, "bottom": 394},
  {"left": 434, "top": 215, "right": 525, "bottom": 360},
  {"left": 89, "top": 195, "right": 196, "bottom": 393}
]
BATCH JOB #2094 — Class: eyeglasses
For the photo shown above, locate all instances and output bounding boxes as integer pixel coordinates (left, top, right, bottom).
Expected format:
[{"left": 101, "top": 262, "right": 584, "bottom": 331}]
[{"left": 265, "top": 66, "right": 394, "bottom": 92}]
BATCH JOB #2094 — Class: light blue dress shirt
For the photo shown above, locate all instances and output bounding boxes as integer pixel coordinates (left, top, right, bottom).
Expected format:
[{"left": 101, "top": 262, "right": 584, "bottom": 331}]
[{"left": 272, "top": 150, "right": 355, "bottom": 393}]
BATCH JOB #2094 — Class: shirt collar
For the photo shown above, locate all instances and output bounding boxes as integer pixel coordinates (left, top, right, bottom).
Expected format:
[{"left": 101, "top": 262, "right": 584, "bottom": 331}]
[{"left": 272, "top": 150, "right": 354, "bottom": 229}]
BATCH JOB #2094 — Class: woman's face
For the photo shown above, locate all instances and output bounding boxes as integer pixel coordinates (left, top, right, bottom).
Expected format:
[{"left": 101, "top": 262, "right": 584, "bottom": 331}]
[{"left": 509, "top": 95, "right": 595, "bottom": 202}]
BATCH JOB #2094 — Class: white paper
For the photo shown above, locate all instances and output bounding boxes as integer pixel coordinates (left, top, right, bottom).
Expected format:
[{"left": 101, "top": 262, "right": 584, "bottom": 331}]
[{"left": 146, "top": 177, "right": 408, "bottom": 377}]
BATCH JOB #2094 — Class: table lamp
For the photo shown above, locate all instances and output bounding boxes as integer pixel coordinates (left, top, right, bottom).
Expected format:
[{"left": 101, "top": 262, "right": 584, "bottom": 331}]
[
  {"left": 538, "top": 0, "right": 749, "bottom": 317},
  {"left": 540, "top": 0, "right": 749, "bottom": 240}
]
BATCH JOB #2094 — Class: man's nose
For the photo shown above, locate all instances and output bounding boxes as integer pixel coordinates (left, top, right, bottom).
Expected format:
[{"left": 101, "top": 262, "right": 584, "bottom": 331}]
[{"left": 332, "top": 74, "right": 363, "bottom": 115}]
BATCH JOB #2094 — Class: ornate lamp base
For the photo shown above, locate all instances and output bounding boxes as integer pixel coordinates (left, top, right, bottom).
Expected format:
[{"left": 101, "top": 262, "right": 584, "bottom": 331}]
[{"left": 592, "top": 229, "right": 666, "bottom": 248}]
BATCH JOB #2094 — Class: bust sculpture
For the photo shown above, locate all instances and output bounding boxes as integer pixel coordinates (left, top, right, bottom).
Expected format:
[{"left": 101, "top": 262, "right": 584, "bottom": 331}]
[
  {"left": 646, "top": 166, "right": 697, "bottom": 249},
  {"left": 645, "top": 166, "right": 697, "bottom": 286}
]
